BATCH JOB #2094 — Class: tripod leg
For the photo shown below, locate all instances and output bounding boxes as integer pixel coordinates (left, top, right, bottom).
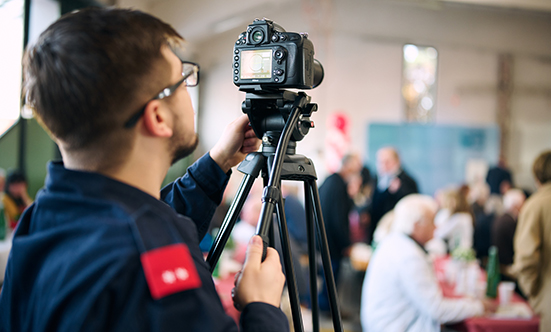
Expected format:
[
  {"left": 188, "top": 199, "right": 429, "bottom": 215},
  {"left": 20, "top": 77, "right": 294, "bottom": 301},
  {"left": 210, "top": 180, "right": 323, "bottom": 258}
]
[
  {"left": 303, "top": 181, "right": 320, "bottom": 332},
  {"left": 275, "top": 196, "right": 304, "bottom": 332},
  {"left": 306, "top": 179, "right": 344, "bottom": 332},
  {"left": 207, "top": 173, "right": 256, "bottom": 272}
]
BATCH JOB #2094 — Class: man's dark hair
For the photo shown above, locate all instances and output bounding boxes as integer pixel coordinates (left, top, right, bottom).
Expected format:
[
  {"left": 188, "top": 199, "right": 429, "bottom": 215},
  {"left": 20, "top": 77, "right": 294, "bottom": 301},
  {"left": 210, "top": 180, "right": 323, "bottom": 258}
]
[
  {"left": 23, "top": 7, "right": 182, "bottom": 158},
  {"left": 533, "top": 150, "right": 551, "bottom": 185}
]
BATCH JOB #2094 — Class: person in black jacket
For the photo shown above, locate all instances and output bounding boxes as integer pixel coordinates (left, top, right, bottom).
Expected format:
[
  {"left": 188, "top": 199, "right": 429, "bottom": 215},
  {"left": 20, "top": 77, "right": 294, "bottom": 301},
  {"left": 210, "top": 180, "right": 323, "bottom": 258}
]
[
  {"left": 368, "top": 147, "right": 418, "bottom": 244},
  {"left": 492, "top": 189, "right": 525, "bottom": 277},
  {"left": 318, "top": 153, "right": 362, "bottom": 312},
  {"left": 486, "top": 156, "right": 514, "bottom": 195},
  {"left": 0, "top": 8, "right": 288, "bottom": 332}
]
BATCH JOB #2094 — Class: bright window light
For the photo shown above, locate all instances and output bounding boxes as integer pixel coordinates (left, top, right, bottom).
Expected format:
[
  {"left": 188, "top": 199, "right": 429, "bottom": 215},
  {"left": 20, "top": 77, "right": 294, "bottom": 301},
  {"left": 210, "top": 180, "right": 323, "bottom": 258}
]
[{"left": 0, "top": 0, "right": 25, "bottom": 135}]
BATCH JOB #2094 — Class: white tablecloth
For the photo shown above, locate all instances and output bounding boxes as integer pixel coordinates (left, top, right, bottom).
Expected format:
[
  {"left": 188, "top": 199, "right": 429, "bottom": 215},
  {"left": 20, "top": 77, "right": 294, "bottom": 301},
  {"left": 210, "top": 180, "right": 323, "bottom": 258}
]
[{"left": 0, "top": 237, "right": 12, "bottom": 284}]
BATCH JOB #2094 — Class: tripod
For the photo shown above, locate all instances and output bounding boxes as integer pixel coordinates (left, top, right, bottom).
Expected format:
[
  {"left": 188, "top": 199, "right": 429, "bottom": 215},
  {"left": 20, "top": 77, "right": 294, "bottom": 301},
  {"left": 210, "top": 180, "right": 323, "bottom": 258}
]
[{"left": 206, "top": 91, "right": 343, "bottom": 332}]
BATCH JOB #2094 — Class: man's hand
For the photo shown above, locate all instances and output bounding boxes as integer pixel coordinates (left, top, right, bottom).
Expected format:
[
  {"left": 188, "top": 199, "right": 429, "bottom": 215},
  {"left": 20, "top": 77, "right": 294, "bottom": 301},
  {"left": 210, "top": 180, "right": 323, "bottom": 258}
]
[
  {"left": 210, "top": 115, "right": 261, "bottom": 173},
  {"left": 232, "top": 236, "right": 285, "bottom": 310},
  {"left": 481, "top": 299, "right": 499, "bottom": 315}
]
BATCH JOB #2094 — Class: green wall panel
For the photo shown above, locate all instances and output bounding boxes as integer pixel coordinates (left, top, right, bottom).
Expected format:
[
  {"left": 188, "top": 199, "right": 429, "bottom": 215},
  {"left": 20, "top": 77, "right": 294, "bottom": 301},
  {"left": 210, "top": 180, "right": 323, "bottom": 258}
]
[
  {"left": 25, "top": 119, "right": 56, "bottom": 197},
  {"left": 0, "top": 123, "right": 20, "bottom": 173}
]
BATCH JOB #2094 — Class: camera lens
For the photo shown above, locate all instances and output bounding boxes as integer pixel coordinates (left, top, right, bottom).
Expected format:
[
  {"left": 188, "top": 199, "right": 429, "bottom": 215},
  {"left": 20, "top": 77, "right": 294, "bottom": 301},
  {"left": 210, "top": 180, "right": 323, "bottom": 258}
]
[
  {"left": 251, "top": 30, "right": 264, "bottom": 44},
  {"left": 312, "top": 59, "right": 324, "bottom": 88}
]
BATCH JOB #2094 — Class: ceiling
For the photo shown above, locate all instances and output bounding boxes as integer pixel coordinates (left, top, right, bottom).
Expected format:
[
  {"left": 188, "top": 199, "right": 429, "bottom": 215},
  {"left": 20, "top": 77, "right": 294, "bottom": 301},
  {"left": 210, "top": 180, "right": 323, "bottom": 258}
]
[
  {"left": 129, "top": 0, "right": 551, "bottom": 14},
  {"left": 120, "top": 0, "right": 551, "bottom": 45},
  {"left": 442, "top": 0, "right": 551, "bottom": 12}
]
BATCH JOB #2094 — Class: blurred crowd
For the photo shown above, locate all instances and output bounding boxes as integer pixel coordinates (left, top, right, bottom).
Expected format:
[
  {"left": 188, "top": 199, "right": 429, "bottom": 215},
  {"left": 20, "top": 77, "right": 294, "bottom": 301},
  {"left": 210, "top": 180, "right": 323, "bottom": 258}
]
[{"left": 200, "top": 147, "right": 550, "bottom": 332}]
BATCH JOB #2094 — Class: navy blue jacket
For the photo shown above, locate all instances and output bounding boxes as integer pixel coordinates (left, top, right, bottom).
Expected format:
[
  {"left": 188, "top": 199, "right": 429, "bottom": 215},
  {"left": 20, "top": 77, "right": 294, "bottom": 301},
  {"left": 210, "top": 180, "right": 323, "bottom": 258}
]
[{"left": 0, "top": 154, "right": 288, "bottom": 332}]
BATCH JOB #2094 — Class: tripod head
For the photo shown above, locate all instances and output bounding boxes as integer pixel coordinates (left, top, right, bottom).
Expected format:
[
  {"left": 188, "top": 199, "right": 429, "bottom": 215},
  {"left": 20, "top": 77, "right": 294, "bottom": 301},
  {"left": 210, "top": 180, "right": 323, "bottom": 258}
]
[{"left": 240, "top": 88, "right": 317, "bottom": 155}]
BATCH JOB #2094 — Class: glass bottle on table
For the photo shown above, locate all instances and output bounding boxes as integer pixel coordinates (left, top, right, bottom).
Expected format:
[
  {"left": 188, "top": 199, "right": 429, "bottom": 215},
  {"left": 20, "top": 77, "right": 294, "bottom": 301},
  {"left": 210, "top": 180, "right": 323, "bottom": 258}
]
[
  {"left": 0, "top": 202, "right": 6, "bottom": 240},
  {"left": 486, "top": 246, "right": 500, "bottom": 298}
]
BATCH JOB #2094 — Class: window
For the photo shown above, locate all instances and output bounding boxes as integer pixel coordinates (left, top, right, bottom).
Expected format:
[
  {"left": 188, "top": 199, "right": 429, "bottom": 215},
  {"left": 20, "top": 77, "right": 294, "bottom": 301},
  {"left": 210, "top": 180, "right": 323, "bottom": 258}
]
[
  {"left": 402, "top": 44, "right": 438, "bottom": 123},
  {"left": 0, "top": 0, "right": 25, "bottom": 136}
]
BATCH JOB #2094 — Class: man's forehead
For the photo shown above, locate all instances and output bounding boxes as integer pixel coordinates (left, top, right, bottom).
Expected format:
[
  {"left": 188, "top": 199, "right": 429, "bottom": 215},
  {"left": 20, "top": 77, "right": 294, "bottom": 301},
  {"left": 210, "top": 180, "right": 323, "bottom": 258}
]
[{"left": 378, "top": 149, "right": 395, "bottom": 159}]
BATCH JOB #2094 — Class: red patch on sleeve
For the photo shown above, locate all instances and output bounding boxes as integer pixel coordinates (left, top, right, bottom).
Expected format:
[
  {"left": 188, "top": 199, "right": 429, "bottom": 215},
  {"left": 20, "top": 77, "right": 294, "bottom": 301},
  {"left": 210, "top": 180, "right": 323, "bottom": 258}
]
[{"left": 140, "top": 244, "right": 202, "bottom": 300}]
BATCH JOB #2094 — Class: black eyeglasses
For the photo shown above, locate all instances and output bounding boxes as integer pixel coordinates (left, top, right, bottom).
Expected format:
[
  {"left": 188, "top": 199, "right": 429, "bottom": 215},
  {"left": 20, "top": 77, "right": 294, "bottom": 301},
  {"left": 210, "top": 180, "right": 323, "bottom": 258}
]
[{"left": 124, "top": 61, "right": 200, "bottom": 128}]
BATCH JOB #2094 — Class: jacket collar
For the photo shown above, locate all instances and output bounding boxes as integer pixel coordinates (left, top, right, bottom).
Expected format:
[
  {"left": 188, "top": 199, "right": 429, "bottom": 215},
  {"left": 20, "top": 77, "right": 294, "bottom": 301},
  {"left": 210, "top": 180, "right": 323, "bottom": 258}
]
[{"left": 40, "top": 161, "right": 170, "bottom": 216}]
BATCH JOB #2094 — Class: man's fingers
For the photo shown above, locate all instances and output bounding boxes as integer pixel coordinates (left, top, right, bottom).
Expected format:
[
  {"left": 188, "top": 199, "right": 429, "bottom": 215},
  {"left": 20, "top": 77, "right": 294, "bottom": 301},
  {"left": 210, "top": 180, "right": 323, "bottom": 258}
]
[
  {"left": 233, "top": 114, "right": 250, "bottom": 131},
  {"left": 243, "top": 137, "right": 260, "bottom": 147},
  {"left": 243, "top": 235, "right": 263, "bottom": 269},
  {"left": 263, "top": 247, "right": 281, "bottom": 266},
  {"left": 244, "top": 128, "right": 257, "bottom": 138},
  {"left": 234, "top": 270, "right": 242, "bottom": 286}
]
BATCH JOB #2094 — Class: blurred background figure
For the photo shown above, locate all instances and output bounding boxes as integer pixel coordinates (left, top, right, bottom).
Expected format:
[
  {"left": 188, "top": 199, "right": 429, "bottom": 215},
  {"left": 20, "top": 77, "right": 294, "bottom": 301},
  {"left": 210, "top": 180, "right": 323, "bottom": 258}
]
[
  {"left": 2, "top": 170, "right": 32, "bottom": 230},
  {"left": 361, "top": 195, "right": 495, "bottom": 332},
  {"left": 348, "top": 167, "right": 373, "bottom": 243},
  {"left": 318, "top": 153, "right": 363, "bottom": 313},
  {"left": 513, "top": 150, "right": 551, "bottom": 332},
  {"left": 371, "top": 210, "right": 395, "bottom": 249},
  {"left": 0, "top": 169, "right": 5, "bottom": 193},
  {"left": 469, "top": 182, "right": 490, "bottom": 220},
  {"left": 0, "top": 168, "right": 6, "bottom": 240},
  {"left": 431, "top": 185, "right": 474, "bottom": 254},
  {"left": 492, "top": 188, "right": 525, "bottom": 294},
  {"left": 469, "top": 182, "right": 495, "bottom": 263},
  {"left": 230, "top": 191, "right": 263, "bottom": 266},
  {"left": 486, "top": 156, "right": 514, "bottom": 196},
  {"left": 280, "top": 182, "right": 310, "bottom": 308},
  {"left": 368, "top": 147, "right": 418, "bottom": 245},
  {"left": 281, "top": 183, "right": 308, "bottom": 253}
]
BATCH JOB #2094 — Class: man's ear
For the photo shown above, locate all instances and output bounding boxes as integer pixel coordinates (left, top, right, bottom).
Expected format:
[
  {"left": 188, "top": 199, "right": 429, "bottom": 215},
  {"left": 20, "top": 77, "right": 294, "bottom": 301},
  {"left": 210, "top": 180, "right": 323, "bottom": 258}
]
[{"left": 142, "top": 100, "right": 173, "bottom": 138}]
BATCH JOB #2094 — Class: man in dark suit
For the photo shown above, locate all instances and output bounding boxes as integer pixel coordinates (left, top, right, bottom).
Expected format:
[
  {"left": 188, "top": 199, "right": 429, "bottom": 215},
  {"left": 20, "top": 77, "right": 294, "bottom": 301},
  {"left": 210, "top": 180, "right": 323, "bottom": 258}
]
[
  {"left": 368, "top": 147, "right": 418, "bottom": 244},
  {"left": 318, "top": 153, "right": 362, "bottom": 312},
  {"left": 486, "top": 156, "right": 514, "bottom": 195}
]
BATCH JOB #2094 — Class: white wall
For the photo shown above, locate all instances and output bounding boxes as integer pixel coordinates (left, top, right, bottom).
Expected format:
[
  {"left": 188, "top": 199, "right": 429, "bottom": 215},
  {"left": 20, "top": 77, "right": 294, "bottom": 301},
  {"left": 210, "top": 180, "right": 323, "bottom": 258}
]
[
  {"left": 509, "top": 56, "right": 551, "bottom": 189},
  {"left": 120, "top": 0, "right": 551, "bottom": 189}
]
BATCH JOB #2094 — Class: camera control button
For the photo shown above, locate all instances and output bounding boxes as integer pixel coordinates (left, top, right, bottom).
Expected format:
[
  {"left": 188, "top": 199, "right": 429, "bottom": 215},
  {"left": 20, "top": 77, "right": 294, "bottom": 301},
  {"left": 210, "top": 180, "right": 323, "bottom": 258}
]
[
  {"left": 234, "top": 76, "right": 238, "bottom": 81},
  {"left": 274, "top": 78, "right": 280, "bottom": 82},
  {"left": 271, "top": 34, "right": 279, "bottom": 42},
  {"left": 234, "top": 49, "right": 239, "bottom": 54},
  {"left": 234, "top": 69, "right": 239, "bottom": 74},
  {"left": 274, "top": 48, "right": 287, "bottom": 60},
  {"left": 280, "top": 34, "right": 287, "bottom": 41},
  {"left": 234, "top": 63, "right": 239, "bottom": 68},
  {"left": 275, "top": 69, "right": 284, "bottom": 76},
  {"left": 234, "top": 56, "right": 239, "bottom": 61}
]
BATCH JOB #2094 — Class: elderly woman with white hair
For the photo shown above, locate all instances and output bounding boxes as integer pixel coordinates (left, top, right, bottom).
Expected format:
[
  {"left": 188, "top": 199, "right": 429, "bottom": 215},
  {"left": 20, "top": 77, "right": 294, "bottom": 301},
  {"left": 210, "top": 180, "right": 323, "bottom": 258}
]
[{"left": 361, "top": 194, "right": 495, "bottom": 332}]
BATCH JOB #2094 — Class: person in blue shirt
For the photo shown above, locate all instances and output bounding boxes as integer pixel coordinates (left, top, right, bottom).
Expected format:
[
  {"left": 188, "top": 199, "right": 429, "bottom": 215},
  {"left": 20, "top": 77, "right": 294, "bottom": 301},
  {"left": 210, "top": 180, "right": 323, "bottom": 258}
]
[{"left": 0, "top": 7, "right": 288, "bottom": 332}]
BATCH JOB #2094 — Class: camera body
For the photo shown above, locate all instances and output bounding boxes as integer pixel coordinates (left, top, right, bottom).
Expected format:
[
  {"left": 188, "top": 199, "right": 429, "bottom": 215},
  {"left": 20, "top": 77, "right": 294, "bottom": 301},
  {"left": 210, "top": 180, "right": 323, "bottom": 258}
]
[{"left": 233, "top": 19, "right": 323, "bottom": 91}]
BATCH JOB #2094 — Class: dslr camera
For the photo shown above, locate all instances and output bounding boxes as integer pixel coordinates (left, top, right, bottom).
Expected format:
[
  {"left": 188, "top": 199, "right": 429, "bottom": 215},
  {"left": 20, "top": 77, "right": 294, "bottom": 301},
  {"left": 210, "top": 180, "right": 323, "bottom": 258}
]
[{"left": 233, "top": 18, "right": 324, "bottom": 91}]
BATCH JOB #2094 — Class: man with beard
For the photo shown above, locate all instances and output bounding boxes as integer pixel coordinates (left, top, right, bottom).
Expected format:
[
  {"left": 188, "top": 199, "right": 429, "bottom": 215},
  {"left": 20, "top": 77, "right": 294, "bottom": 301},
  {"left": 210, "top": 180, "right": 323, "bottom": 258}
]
[
  {"left": 368, "top": 147, "right": 418, "bottom": 244},
  {"left": 0, "top": 8, "right": 288, "bottom": 332}
]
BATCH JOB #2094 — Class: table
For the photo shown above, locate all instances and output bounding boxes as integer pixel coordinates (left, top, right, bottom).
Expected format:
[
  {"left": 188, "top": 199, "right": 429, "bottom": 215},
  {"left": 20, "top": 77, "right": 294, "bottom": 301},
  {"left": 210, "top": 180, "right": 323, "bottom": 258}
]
[{"left": 433, "top": 256, "right": 540, "bottom": 332}]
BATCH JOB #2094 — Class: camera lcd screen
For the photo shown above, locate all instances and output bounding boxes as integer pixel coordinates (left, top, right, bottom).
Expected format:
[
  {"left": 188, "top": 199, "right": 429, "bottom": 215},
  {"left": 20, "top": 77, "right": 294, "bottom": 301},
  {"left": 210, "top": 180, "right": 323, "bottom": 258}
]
[{"left": 240, "top": 49, "right": 272, "bottom": 79}]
